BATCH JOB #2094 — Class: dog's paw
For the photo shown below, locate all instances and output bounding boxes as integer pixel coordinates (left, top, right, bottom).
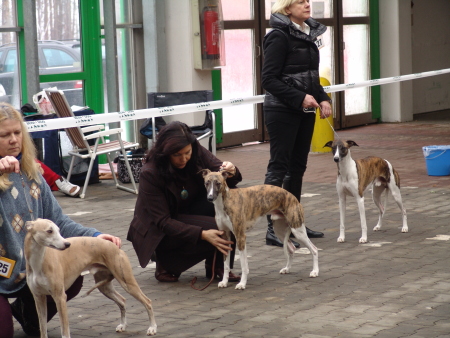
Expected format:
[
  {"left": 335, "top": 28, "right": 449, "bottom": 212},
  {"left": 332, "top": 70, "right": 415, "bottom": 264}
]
[
  {"left": 373, "top": 225, "right": 381, "bottom": 231},
  {"left": 279, "top": 267, "right": 290, "bottom": 274},
  {"left": 235, "top": 283, "right": 246, "bottom": 290},
  {"left": 337, "top": 237, "right": 345, "bottom": 243},
  {"left": 310, "top": 270, "right": 319, "bottom": 278},
  {"left": 147, "top": 326, "right": 157, "bottom": 336},
  {"left": 359, "top": 237, "right": 368, "bottom": 243},
  {"left": 116, "top": 323, "right": 127, "bottom": 332},
  {"left": 401, "top": 226, "right": 408, "bottom": 233},
  {"left": 218, "top": 281, "right": 228, "bottom": 288}
]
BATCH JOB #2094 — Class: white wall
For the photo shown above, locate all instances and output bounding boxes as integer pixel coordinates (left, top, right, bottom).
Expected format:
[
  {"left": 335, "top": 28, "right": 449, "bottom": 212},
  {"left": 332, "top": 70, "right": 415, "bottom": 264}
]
[
  {"left": 163, "top": 0, "right": 212, "bottom": 131},
  {"left": 379, "top": 0, "right": 413, "bottom": 122},
  {"left": 379, "top": 0, "right": 450, "bottom": 121},
  {"left": 411, "top": 0, "right": 450, "bottom": 115}
]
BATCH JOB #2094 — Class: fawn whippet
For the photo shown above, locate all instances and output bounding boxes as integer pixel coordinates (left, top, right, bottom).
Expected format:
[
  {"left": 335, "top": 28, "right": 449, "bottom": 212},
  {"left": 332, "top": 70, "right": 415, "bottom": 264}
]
[
  {"left": 324, "top": 140, "right": 408, "bottom": 243},
  {"left": 201, "top": 169, "right": 319, "bottom": 290},
  {"left": 24, "top": 218, "right": 157, "bottom": 337}
]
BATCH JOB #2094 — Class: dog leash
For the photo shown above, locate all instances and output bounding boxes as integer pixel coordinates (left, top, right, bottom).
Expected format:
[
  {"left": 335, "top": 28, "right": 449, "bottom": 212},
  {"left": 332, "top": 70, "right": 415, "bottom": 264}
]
[
  {"left": 190, "top": 249, "right": 217, "bottom": 291},
  {"left": 317, "top": 106, "right": 340, "bottom": 140},
  {"left": 191, "top": 167, "right": 224, "bottom": 290}
]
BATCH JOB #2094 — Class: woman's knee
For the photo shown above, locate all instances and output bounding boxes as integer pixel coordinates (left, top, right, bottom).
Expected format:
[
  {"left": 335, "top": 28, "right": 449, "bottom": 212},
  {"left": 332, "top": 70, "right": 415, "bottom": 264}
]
[{"left": 176, "top": 214, "right": 217, "bottom": 231}]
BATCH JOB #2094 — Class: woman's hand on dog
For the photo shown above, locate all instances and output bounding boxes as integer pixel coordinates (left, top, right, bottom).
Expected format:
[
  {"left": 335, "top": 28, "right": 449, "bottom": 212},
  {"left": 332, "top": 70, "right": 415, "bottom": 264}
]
[
  {"left": 97, "top": 234, "right": 122, "bottom": 248},
  {"left": 201, "top": 229, "right": 233, "bottom": 255},
  {"left": 221, "top": 161, "right": 236, "bottom": 176}
]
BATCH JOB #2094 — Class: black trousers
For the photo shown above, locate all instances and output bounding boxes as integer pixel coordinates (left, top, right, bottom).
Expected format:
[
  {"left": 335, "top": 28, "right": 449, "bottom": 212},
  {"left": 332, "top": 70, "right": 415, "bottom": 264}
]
[
  {"left": 263, "top": 109, "right": 316, "bottom": 201},
  {"left": 155, "top": 195, "right": 235, "bottom": 275}
]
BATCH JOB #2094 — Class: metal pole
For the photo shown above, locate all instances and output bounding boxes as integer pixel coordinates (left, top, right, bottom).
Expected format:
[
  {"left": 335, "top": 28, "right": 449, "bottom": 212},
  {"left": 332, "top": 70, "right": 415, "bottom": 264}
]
[
  {"left": 103, "top": 0, "right": 121, "bottom": 135},
  {"left": 22, "top": 0, "right": 40, "bottom": 106}
]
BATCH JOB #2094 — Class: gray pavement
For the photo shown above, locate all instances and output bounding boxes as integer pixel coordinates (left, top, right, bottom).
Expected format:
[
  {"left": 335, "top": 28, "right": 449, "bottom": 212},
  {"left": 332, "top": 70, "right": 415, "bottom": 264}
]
[{"left": 13, "top": 119, "right": 450, "bottom": 337}]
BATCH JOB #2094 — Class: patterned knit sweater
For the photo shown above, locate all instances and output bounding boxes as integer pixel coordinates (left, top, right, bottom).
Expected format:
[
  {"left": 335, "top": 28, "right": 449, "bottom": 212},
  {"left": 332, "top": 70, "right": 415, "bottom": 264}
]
[{"left": 0, "top": 171, "right": 99, "bottom": 294}]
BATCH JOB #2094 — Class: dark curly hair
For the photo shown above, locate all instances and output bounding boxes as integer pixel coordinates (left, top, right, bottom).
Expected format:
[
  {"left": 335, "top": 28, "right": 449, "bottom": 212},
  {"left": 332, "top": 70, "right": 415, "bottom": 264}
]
[{"left": 145, "top": 121, "right": 200, "bottom": 182}]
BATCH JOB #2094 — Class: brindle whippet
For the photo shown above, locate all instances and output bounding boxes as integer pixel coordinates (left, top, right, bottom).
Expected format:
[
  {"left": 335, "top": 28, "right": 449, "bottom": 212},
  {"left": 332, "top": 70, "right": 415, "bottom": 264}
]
[
  {"left": 24, "top": 218, "right": 157, "bottom": 337},
  {"left": 324, "top": 140, "right": 408, "bottom": 243},
  {"left": 201, "top": 169, "right": 319, "bottom": 290}
]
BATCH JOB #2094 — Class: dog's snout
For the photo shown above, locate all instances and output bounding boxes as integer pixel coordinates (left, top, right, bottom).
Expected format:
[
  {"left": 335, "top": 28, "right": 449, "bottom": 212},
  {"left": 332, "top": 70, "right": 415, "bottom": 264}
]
[
  {"left": 333, "top": 157, "right": 340, "bottom": 163},
  {"left": 64, "top": 242, "right": 71, "bottom": 249}
]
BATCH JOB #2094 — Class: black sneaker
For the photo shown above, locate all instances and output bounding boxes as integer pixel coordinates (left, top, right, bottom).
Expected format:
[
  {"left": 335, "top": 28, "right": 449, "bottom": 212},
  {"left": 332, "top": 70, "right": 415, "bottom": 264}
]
[{"left": 10, "top": 299, "right": 41, "bottom": 336}]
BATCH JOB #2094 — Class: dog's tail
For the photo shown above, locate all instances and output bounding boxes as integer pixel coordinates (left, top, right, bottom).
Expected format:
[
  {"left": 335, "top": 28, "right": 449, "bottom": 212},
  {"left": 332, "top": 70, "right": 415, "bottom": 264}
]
[
  {"left": 84, "top": 279, "right": 111, "bottom": 296},
  {"left": 288, "top": 203, "right": 305, "bottom": 229}
]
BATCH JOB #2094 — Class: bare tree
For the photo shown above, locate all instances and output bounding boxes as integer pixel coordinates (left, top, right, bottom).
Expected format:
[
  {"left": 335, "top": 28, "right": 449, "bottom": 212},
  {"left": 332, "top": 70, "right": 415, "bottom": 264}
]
[
  {"left": 1, "top": 0, "right": 80, "bottom": 44},
  {"left": 1, "top": 0, "right": 13, "bottom": 45},
  {"left": 35, "top": 0, "right": 79, "bottom": 41}
]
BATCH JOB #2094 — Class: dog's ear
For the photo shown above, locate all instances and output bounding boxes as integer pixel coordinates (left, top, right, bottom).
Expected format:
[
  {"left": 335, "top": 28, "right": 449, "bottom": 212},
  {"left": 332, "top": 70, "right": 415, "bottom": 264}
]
[
  {"left": 221, "top": 170, "right": 231, "bottom": 179},
  {"left": 347, "top": 140, "right": 359, "bottom": 147},
  {"left": 198, "top": 169, "right": 211, "bottom": 177},
  {"left": 323, "top": 141, "right": 334, "bottom": 148}
]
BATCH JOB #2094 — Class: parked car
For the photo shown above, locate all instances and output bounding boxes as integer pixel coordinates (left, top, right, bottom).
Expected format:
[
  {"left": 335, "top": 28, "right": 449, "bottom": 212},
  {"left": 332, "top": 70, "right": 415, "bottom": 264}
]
[{"left": 0, "top": 40, "right": 83, "bottom": 105}]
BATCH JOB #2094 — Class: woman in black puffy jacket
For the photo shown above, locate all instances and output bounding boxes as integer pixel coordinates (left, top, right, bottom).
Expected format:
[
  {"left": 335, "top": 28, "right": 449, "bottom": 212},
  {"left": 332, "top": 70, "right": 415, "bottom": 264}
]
[{"left": 262, "top": 0, "right": 332, "bottom": 247}]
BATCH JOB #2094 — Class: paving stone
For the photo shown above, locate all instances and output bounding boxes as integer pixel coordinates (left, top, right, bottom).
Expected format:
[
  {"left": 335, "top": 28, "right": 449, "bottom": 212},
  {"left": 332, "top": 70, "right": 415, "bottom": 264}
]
[{"left": 12, "top": 120, "right": 450, "bottom": 338}]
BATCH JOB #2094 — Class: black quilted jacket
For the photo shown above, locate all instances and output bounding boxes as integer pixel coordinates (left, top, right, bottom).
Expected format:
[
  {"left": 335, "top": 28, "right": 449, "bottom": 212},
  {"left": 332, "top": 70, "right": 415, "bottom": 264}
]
[{"left": 262, "top": 13, "right": 330, "bottom": 112}]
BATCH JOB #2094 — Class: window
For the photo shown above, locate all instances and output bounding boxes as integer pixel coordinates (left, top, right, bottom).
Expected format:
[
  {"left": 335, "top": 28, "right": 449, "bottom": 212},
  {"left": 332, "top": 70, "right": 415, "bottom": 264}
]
[
  {"left": 4, "top": 50, "right": 17, "bottom": 72},
  {"left": 42, "top": 48, "right": 77, "bottom": 67}
]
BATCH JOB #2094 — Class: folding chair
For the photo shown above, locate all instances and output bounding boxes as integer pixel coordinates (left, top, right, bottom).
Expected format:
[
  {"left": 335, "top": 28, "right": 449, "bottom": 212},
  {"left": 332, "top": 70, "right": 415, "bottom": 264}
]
[
  {"left": 45, "top": 89, "right": 139, "bottom": 199},
  {"left": 141, "top": 90, "right": 216, "bottom": 155}
]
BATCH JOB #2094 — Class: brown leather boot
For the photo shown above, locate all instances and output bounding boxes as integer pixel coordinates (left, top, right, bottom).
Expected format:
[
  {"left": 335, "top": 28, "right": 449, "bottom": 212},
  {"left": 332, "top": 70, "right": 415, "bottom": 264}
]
[{"left": 155, "top": 261, "right": 179, "bottom": 282}]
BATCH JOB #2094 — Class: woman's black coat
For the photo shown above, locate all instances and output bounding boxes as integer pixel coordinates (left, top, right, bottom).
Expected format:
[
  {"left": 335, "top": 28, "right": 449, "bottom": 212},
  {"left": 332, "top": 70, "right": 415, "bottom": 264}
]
[{"left": 262, "top": 13, "right": 330, "bottom": 112}]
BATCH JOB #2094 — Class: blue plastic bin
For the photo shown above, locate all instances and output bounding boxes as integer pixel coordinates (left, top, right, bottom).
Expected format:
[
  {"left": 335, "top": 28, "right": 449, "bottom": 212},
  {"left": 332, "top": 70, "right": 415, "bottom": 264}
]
[{"left": 422, "top": 145, "right": 450, "bottom": 176}]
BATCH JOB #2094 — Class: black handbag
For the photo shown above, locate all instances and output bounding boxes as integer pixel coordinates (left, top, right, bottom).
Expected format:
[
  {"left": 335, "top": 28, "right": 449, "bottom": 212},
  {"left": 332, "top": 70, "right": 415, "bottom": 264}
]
[{"left": 117, "top": 151, "right": 145, "bottom": 183}]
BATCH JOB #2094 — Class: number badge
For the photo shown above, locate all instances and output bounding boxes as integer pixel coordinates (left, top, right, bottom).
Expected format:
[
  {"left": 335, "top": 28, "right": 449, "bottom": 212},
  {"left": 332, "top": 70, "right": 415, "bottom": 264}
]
[{"left": 0, "top": 257, "right": 16, "bottom": 279}]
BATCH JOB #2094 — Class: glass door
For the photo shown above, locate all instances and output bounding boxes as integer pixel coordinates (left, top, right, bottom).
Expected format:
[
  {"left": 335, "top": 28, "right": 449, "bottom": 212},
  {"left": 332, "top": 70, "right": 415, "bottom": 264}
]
[
  {"left": 0, "top": 3, "right": 19, "bottom": 108},
  {"left": 299, "top": 0, "right": 377, "bottom": 129},
  {"left": 218, "top": 0, "right": 377, "bottom": 149},
  {"left": 338, "top": 0, "right": 377, "bottom": 128},
  {"left": 34, "top": 0, "right": 85, "bottom": 107},
  {"left": 0, "top": 0, "right": 110, "bottom": 115},
  {"left": 210, "top": 0, "right": 378, "bottom": 147},
  {"left": 218, "top": 0, "right": 264, "bottom": 147}
]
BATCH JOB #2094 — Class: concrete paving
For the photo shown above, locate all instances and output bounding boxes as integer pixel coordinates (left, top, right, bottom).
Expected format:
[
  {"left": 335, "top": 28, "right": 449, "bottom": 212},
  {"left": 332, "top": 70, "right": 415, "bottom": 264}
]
[{"left": 13, "top": 119, "right": 450, "bottom": 337}]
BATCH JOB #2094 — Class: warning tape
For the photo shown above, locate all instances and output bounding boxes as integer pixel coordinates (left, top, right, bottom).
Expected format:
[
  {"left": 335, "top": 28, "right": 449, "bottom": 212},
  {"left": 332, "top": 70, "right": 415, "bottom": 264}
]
[
  {"left": 322, "top": 68, "right": 450, "bottom": 93},
  {"left": 25, "top": 67, "right": 450, "bottom": 132}
]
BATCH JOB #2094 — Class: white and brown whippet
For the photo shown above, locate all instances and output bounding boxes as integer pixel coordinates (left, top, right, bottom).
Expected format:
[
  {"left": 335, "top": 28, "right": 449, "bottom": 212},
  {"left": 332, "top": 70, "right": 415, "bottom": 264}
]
[
  {"left": 24, "top": 218, "right": 157, "bottom": 337},
  {"left": 324, "top": 140, "right": 408, "bottom": 243},
  {"left": 201, "top": 169, "right": 319, "bottom": 290}
]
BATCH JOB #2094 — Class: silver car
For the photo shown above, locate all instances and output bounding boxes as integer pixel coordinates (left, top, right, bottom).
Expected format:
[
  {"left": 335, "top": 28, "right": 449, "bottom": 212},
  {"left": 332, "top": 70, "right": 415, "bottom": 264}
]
[{"left": 0, "top": 40, "right": 82, "bottom": 106}]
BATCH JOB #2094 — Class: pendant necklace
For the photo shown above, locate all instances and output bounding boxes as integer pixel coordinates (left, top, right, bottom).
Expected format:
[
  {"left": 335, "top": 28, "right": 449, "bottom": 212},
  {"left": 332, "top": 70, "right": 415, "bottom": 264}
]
[{"left": 181, "top": 187, "right": 188, "bottom": 200}]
